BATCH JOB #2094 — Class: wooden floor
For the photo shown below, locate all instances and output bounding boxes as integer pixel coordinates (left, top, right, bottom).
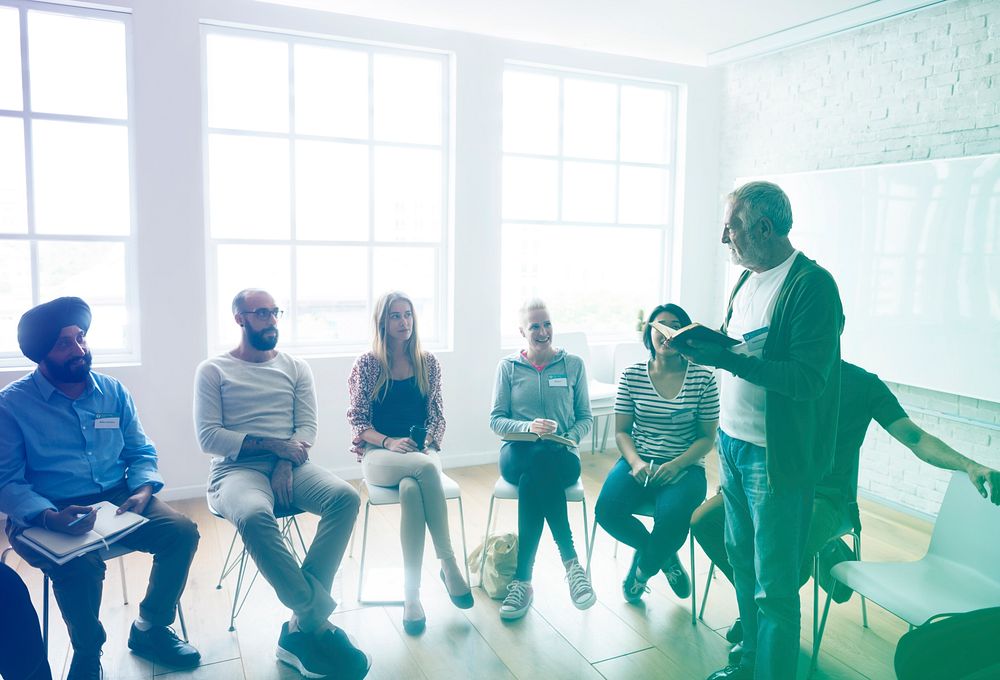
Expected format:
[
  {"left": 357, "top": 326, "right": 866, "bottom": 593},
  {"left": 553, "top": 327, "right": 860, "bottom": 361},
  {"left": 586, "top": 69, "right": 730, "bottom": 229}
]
[{"left": 1, "top": 450, "right": 933, "bottom": 680}]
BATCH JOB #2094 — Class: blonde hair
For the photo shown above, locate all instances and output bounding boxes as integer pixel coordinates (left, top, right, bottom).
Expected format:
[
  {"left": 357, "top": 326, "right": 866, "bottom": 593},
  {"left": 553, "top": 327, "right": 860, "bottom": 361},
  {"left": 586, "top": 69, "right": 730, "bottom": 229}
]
[
  {"left": 518, "top": 298, "right": 548, "bottom": 328},
  {"left": 371, "top": 291, "right": 429, "bottom": 399}
]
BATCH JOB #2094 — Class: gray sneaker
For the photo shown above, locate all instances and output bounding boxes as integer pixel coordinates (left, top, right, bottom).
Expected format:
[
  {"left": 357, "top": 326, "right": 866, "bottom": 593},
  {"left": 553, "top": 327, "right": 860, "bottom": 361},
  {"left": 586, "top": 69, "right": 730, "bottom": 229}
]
[
  {"left": 565, "top": 559, "right": 597, "bottom": 610},
  {"left": 499, "top": 580, "right": 533, "bottom": 620}
]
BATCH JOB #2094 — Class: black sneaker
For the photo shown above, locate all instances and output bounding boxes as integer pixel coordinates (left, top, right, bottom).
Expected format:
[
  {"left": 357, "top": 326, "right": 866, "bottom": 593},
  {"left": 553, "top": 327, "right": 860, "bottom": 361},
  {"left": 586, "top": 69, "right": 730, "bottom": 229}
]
[
  {"left": 662, "top": 553, "right": 691, "bottom": 599},
  {"left": 277, "top": 622, "right": 333, "bottom": 679},
  {"left": 67, "top": 652, "right": 102, "bottom": 680},
  {"left": 725, "top": 617, "right": 742, "bottom": 644},
  {"left": 818, "top": 539, "right": 855, "bottom": 603},
  {"left": 127, "top": 623, "right": 201, "bottom": 668},
  {"left": 622, "top": 551, "right": 650, "bottom": 604},
  {"left": 316, "top": 626, "right": 372, "bottom": 679}
]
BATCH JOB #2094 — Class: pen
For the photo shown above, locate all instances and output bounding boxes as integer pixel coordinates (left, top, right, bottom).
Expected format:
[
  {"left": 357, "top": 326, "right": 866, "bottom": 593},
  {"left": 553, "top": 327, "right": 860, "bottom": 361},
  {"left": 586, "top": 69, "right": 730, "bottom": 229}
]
[
  {"left": 67, "top": 507, "right": 98, "bottom": 528},
  {"left": 643, "top": 462, "right": 658, "bottom": 488}
]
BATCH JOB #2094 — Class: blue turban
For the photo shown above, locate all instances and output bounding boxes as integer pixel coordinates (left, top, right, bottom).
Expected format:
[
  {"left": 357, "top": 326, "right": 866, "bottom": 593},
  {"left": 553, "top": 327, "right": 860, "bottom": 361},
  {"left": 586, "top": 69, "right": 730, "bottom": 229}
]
[{"left": 17, "top": 297, "right": 92, "bottom": 363}]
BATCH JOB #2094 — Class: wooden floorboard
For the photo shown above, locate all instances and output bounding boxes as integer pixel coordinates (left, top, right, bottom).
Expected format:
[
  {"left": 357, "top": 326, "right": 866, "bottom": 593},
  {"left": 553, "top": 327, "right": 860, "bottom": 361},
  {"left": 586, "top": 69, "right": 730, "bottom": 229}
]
[{"left": 2, "top": 452, "right": 934, "bottom": 679}]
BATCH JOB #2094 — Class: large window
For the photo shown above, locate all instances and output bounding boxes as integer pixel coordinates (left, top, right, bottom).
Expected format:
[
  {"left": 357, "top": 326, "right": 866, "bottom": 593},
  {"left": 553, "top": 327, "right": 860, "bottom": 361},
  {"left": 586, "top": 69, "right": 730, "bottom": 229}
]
[
  {"left": 501, "top": 65, "right": 677, "bottom": 339},
  {"left": 203, "top": 27, "right": 451, "bottom": 352},
  {"left": 0, "top": 3, "right": 135, "bottom": 365}
]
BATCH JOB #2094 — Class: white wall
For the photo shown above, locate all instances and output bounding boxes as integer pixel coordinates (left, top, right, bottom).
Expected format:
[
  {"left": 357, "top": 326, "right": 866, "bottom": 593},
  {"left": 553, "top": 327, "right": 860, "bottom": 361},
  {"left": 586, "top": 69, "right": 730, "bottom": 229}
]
[
  {"left": 718, "top": 0, "right": 1000, "bottom": 517},
  {"left": 0, "top": 0, "right": 722, "bottom": 499}
]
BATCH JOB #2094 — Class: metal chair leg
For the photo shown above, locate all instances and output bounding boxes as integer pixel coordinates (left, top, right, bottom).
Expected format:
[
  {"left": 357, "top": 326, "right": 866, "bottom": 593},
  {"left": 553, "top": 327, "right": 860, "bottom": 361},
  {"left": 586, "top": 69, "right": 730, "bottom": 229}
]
[
  {"left": 581, "top": 498, "right": 591, "bottom": 574},
  {"left": 177, "top": 602, "right": 189, "bottom": 642},
  {"left": 478, "top": 495, "right": 496, "bottom": 588},
  {"left": 229, "top": 551, "right": 248, "bottom": 632},
  {"left": 291, "top": 516, "right": 309, "bottom": 559},
  {"left": 356, "top": 502, "right": 371, "bottom": 601},
  {"left": 217, "top": 531, "right": 240, "bottom": 589},
  {"left": 689, "top": 538, "right": 697, "bottom": 626},
  {"left": 587, "top": 516, "right": 598, "bottom": 572},
  {"left": 813, "top": 553, "right": 820, "bottom": 646},
  {"left": 854, "top": 532, "right": 869, "bottom": 628},
  {"left": 456, "top": 497, "right": 471, "bottom": 587},
  {"left": 118, "top": 556, "right": 129, "bottom": 605},
  {"left": 811, "top": 587, "right": 834, "bottom": 676},
  {"left": 698, "top": 562, "right": 714, "bottom": 620},
  {"left": 43, "top": 575, "right": 50, "bottom": 653}
]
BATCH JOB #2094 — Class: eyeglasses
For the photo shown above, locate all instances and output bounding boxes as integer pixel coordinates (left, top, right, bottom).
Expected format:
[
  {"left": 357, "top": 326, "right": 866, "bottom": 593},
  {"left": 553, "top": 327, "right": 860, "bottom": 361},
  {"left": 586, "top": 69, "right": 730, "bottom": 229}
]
[{"left": 239, "top": 307, "right": 283, "bottom": 321}]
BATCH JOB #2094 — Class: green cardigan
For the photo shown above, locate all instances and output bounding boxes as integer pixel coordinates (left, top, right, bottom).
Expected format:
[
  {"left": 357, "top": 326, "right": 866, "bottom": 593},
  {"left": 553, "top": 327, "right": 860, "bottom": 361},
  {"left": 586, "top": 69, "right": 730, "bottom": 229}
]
[{"left": 717, "top": 253, "right": 843, "bottom": 490}]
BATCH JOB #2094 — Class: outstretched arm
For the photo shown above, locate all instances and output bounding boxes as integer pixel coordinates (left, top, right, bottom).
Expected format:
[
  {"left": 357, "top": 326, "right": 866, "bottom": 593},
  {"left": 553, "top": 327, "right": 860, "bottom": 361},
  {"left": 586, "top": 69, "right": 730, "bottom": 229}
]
[{"left": 887, "top": 417, "right": 1000, "bottom": 505}]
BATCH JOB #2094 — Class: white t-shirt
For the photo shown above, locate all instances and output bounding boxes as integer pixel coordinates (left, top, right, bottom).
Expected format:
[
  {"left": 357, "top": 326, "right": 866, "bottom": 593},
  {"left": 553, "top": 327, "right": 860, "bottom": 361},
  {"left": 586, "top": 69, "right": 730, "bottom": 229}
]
[{"left": 719, "top": 250, "right": 799, "bottom": 446}]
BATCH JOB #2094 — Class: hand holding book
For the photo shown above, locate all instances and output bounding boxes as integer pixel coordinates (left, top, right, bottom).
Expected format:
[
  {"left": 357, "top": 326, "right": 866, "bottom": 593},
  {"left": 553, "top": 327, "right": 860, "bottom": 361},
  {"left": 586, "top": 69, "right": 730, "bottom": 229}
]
[{"left": 43, "top": 504, "right": 99, "bottom": 535}]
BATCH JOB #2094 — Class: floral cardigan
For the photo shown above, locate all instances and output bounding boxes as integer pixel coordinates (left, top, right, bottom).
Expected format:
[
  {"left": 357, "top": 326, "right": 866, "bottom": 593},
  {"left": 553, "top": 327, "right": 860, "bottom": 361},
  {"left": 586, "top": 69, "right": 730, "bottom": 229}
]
[{"left": 347, "top": 351, "right": 446, "bottom": 461}]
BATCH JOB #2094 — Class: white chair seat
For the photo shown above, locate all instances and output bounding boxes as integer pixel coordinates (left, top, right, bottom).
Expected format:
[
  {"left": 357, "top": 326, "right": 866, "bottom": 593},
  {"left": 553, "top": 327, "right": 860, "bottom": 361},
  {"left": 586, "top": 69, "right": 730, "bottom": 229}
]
[
  {"left": 364, "top": 473, "right": 462, "bottom": 505},
  {"left": 493, "top": 476, "right": 585, "bottom": 502},
  {"left": 832, "top": 555, "right": 1000, "bottom": 627},
  {"left": 589, "top": 379, "right": 617, "bottom": 403}
]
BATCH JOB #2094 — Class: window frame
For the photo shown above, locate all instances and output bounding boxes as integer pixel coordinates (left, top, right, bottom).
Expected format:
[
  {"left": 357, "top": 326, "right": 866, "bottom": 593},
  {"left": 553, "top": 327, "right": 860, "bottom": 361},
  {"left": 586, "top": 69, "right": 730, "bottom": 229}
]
[
  {"left": 0, "top": 0, "right": 139, "bottom": 369},
  {"left": 200, "top": 23, "right": 454, "bottom": 356},
  {"left": 500, "top": 61, "right": 680, "bottom": 343}
]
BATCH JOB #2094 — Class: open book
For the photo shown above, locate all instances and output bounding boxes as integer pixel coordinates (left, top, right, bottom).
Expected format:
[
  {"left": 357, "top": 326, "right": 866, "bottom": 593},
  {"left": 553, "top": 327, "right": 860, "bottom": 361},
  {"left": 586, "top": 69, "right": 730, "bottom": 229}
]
[
  {"left": 501, "top": 431, "right": 576, "bottom": 448},
  {"left": 18, "top": 501, "right": 148, "bottom": 566},
  {"left": 649, "top": 320, "right": 740, "bottom": 348}
]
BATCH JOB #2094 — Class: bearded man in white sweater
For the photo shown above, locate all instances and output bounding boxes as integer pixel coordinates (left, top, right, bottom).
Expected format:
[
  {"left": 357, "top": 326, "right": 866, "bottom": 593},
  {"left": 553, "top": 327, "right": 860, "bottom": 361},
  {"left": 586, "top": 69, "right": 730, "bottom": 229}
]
[{"left": 194, "top": 289, "right": 368, "bottom": 680}]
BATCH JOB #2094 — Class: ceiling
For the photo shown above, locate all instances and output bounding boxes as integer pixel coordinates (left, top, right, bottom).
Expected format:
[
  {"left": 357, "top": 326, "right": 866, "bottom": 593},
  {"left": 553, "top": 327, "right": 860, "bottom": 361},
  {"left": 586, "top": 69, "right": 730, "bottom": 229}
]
[{"left": 254, "top": 0, "right": 946, "bottom": 66}]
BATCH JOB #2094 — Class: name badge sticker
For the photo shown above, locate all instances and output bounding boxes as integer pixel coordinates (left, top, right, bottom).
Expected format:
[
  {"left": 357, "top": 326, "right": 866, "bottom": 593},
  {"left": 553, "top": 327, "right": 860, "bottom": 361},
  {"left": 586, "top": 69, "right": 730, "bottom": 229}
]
[
  {"left": 742, "top": 326, "right": 769, "bottom": 357},
  {"left": 548, "top": 374, "right": 569, "bottom": 388},
  {"left": 670, "top": 409, "right": 696, "bottom": 424},
  {"left": 94, "top": 415, "right": 121, "bottom": 429}
]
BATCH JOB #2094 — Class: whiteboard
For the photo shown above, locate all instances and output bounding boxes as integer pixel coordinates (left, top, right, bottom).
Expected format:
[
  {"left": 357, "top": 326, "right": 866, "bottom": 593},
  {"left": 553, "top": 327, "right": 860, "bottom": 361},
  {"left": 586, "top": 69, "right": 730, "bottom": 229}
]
[{"left": 735, "top": 154, "right": 1000, "bottom": 403}]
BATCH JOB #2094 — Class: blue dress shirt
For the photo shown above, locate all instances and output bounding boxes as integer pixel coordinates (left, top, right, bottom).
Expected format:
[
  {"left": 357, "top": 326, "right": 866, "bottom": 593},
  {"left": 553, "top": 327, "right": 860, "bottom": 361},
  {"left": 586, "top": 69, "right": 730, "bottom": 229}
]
[{"left": 0, "top": 370, "right": 164, "bottom": 528}]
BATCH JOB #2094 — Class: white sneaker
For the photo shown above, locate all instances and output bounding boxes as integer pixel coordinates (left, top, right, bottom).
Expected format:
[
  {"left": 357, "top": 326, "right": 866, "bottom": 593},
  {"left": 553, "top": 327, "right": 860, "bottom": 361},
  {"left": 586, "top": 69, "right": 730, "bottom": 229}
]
[
  {"left": 565, "top": 559, "right": 596, "bottom": 610},
  {"left": 499, "top": 580, "right": 533, "bottom": 620}
]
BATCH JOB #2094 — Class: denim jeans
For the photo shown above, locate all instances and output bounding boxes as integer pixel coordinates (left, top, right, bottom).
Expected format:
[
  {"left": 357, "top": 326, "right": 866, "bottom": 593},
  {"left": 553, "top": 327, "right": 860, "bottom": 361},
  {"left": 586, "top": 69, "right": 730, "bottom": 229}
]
[
  {"left": 718, "top": 429, "right": 813, "bottom": 680},
  {"left": 595, "top": 457, "right": 707, "bottom": 575}
]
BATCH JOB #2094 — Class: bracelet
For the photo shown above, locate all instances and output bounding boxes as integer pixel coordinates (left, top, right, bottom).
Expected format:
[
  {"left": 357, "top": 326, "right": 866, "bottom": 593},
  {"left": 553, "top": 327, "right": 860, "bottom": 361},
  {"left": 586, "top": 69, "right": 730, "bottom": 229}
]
[{"left": 381, "top": 435, "right": 390, "bottom": 449}]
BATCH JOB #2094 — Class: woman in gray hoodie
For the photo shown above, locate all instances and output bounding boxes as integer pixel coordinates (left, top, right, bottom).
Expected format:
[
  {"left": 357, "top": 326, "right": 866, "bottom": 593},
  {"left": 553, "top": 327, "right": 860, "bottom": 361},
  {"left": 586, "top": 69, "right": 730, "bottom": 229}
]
[{"left": 489, "top": 299, "right": 595, "bottom": 620}]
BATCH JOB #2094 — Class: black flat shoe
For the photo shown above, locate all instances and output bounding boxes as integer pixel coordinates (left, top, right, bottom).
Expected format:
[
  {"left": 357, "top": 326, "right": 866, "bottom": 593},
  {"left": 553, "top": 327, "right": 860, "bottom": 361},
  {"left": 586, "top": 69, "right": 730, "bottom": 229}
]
[
  {"left": 440, "top": 569, "right": 474, "bottom": 609},
  {"left": 402, "top": 615, "right": 426, "bottom": 635}
]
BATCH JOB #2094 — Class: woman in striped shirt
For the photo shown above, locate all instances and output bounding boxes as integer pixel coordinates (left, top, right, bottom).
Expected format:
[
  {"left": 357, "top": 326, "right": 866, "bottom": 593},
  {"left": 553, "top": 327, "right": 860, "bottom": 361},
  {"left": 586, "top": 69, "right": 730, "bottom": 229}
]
[{"left": 595, "top": 303, "right": 719, "bottom": 604}]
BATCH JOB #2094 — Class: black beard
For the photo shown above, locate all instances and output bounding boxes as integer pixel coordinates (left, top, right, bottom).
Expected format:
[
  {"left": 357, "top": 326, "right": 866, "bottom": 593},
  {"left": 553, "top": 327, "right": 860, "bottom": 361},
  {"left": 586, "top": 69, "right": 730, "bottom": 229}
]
[
  {"left": 44, "top": 351, "right": 93, "bottom": 383},
  {"left": 247, "top": 325, "right": 279, "bottom": 351}
]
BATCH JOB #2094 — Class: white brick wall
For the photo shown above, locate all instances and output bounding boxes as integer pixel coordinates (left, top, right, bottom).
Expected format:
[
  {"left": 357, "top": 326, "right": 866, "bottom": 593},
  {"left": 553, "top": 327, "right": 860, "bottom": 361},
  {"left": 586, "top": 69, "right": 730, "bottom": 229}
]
[{"left": 719, "top": 0, "right": 1000, "bottom": 518}]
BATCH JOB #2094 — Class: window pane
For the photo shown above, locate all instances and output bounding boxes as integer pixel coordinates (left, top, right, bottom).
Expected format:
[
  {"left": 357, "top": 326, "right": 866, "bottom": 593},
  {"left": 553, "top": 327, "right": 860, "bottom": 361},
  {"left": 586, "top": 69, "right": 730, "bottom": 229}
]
[
  {"left": 0, "top": 117, "right": 27, "bottom": 233},
  {"left": 295, "top": 140, "right": 368, "bottom": 241},
  {"left": 373, "top": 247, "right": 437, "bottom": 341},
  {"left": 620, "top": 85, "right": 669, "bottom": 164},
  {"left": 37, "top": 241, "right": 127, "bottom": 349},
  {"left": 501, "top": 224, "right": 662, "bottom": 336},
  {"left": 0, "top": 241, "right": 32, "bottom": 354},
  {"left": 563, "top": 79, "right": 617, "bottom": 161},
  {"left": 0, "top": 7, "right": 22, "bottom": 111},
  {"left": 373, "top": 54, "right": 441, "bottom": 145},
  {"left": 32, "top": 120, "right": 130, "bottom": 235},
  {"left": 502, "top": 157, "right": 558, "bottom": 221},
  {"left": 562, "top": 161, "right": 615, "bottom": 223},
  {"left": 619, "top": 166, "right": 668, "bottom": 225},
  {"left": 373, "top": 147, "right": 441, "bottom": 242},
  {"left": 207, "top": 33, "right": 288, "bottom": 133},
  {"left": 296, "top": 245, "right": 368, "bottom": 343},
  {"left": 208, "top": 134, "right": 290, "bottom": 239},
  {"left": 503, "top": 70, "right": 558, "bottom": 155},
  {"left": 215, "top": 244, "right": 291, "bottom": 342},
  {"left": 294, "top": 44, "right": 368, "bottom": 139},
  {"left": 27, "top": 11, "right": 127, "bottom": 119}
]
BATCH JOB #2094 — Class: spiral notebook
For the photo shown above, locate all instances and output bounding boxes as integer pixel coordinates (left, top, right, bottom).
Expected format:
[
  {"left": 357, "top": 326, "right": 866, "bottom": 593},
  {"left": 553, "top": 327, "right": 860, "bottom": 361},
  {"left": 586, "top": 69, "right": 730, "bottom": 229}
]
[{"left": 18, "top": 501, "right": 147, "bottom": 565}]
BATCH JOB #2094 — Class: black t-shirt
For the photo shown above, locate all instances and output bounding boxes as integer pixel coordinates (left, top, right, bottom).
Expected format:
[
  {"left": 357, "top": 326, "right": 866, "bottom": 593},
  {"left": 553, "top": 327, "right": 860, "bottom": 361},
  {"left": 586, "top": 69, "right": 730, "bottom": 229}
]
[
  {"left": 371, "top": 377, "right": 428, "bottom": 439},
  {"left": 817, "top": 361, "right": 908, "bottom": 502}
]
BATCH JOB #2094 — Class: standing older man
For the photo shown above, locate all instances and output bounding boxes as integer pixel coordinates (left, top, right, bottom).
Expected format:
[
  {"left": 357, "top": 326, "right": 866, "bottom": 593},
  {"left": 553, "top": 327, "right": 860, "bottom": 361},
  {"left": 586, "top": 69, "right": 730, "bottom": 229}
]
[
  {"left": 194, "top": 289, "right": 368, "bottom": 679},
  {"left": 0, "top": 297, "right": 201, "bottom": 680},
  {"left": 677, "top": 182, "right": 843, "bottom": 680}
]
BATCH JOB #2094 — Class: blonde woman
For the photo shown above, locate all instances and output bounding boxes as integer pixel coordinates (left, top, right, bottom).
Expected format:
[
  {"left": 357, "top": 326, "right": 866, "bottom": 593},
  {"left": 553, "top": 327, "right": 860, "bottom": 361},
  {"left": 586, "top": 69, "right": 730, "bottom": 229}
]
[
  {"left": 347, "top": 291, "right": 472, "bottom": 635},
  {"left": 489, "top": 299, "right": 596, "bottom": 620}
]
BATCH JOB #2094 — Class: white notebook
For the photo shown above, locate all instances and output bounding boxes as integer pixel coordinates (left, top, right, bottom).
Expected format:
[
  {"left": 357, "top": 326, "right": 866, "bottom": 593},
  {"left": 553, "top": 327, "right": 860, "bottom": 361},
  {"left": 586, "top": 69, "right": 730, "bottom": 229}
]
[{"left": 19, "top": 500, "right": 148, "bottom": 566}]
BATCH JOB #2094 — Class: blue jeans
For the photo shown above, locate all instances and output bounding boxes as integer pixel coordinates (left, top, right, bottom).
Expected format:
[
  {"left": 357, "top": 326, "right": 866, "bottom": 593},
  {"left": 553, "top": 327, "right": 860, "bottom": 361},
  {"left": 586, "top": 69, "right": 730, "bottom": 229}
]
[
  {"left": 595, "top": 457, "right": 707, "bottom": 574},
  {"left": 719, "top": 429, "right": 813, "bottom": 680}
]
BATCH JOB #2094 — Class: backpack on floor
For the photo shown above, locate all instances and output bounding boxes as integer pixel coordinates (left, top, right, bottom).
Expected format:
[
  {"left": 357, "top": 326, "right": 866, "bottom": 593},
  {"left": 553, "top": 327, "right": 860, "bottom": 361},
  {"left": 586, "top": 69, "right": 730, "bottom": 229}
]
[
  {"left": 468, "top": 532, "right": 518, "bottom": 599},
  {"left": 894, "top": 607, "right": 1000, "bottom": 680}
]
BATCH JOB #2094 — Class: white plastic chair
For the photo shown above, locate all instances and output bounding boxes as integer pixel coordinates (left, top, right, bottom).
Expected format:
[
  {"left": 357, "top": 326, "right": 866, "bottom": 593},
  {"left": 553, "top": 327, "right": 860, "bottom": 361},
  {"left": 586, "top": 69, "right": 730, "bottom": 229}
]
[
  {"left": 355, "top": 474, "right": 470, "bottom": 604},
  {"left": 559, "top": 332, "right": 616, "bottom": 453},
  {"left": 813, "top": 471, "right": 1000, "bottom": 671},
  {"left": 478, "top": 476, "right": 591, "bottom": 583},
  {"left": 588, "top": 499, "right": 700, "bottom": 625}
]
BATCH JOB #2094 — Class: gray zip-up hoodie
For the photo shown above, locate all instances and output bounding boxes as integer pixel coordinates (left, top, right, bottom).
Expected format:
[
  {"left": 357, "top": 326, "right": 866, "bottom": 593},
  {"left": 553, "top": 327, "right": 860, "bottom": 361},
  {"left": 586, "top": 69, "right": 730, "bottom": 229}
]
[{"left": 489, "top": 349, "right": 593, "bottom": 455}]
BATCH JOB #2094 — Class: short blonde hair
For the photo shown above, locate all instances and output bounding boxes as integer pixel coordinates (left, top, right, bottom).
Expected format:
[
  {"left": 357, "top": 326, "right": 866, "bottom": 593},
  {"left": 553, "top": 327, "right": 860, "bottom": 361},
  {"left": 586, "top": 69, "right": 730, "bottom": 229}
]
[{"left": 518, "top": 298, "right": 547, "bottom": 327}]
